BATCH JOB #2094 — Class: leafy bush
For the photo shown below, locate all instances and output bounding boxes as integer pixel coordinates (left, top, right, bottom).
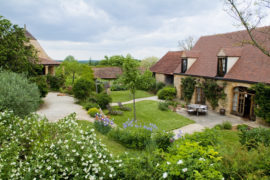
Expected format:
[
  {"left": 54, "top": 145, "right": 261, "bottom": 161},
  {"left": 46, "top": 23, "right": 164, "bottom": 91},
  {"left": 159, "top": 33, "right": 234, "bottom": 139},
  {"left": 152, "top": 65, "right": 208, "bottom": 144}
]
[
  {"left": 222, "top": 121, "right": 232, "bottom": 130},
  {"left": 158, "top": 101, "right": 169, "bottom": 111},
  {"left": 0, "top": 111, "right": 121, "bottom": 179},
  {"left": 155, "top": 82, "right": 166, "bottom": 92},
  {"left": 46, "top": 74, "right": 65, "bottom": 90},
  {"left": 96, "top": 92, "right": 112, "bottom": 109},
  {"left": 0, "top": 71, "right": 40, "bottom": 116},
  {"left": 252, "top": 83, "right": 270, "bottom": 123},
  {"left": 94, "top": 114, "right": 114, "bottom": 134},
  {"left": 108, "top": 127, "right": 152, "bottom": 149},
  {"left": 237, "top": 124, "right": 249, "bottom": 131},
  {"left": 29, "top": 75, "right": 49, "bottom": 97},
  {"left": 158, "top": 140, "right": 223, "bottom": 179},
  {"left": 220, "top": 144, "right": 270, "bottom": 179},
  {"left": 239, "top": 127, "right": 270, "bottom": 149},
  {"left": 83, "top": 102, "right": 99, "bottom": 110},
  {"left": 152, "top": 131, "right": 174, "bottom": 151},
  {"left": 88, "top": 107, "right": 100, "bottom": 117},
  {"left": 137, "top": 70, "right": 156, "bottom": 91},
  {"left": 157, "top": 86, "right": 176, "bottom": 100},
  {"left": 73, "top": 78, "right": 94, "bottom": 100},
  {"left": 183, "top": 128, "right": 220, "bottom": 147},
  {"left": 111, "top": 78, "right": 127, "bottom": 91}
]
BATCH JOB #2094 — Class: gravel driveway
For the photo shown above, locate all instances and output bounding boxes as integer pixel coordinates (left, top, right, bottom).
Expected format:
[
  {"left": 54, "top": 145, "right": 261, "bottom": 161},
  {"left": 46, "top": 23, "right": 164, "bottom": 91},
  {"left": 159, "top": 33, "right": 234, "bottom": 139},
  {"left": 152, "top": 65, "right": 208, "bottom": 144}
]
[{"left": 37, "top": 92, "right": 94, "bottom": 122}]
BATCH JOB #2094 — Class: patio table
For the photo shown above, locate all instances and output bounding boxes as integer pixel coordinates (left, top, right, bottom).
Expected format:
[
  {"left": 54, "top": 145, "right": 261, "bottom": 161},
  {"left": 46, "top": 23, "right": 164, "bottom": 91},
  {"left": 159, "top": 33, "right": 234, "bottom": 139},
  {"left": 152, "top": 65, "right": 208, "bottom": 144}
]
[{"left": 187, "top": 104, "right": 208, "bottom": 116}]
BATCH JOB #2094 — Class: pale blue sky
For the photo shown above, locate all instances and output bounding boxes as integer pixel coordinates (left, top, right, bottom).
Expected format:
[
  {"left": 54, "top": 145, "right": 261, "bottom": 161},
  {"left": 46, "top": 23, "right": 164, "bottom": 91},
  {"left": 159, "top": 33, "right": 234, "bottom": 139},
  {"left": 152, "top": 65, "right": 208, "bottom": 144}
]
[{"left": 1, "top": 0, "right": 247, "bottom": 60}]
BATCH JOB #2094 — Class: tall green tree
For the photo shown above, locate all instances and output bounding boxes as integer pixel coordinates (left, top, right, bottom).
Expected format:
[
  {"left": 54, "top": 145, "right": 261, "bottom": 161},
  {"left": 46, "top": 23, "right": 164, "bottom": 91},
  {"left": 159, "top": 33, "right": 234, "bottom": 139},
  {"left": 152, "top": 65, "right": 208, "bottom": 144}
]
[
  {"left": 140, "top": 56, "right": 159, "bottom": 69},
  {"left": 59, "top": 55, "right": 81, "bottom": 85},
  {"left": 0, "top": 16, "right": 41, "bottom": 76},
  {"left": 99, "top": 55, "right": 126, "bottom": 66},
  {"left": 122, "top": 55, "right": 140, "bottom": 120}
]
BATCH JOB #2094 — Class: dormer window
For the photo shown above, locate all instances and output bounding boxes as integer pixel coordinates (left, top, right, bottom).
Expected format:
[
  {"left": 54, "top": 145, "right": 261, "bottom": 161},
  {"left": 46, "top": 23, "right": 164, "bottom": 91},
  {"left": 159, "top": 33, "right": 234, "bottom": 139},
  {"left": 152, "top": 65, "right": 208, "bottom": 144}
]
[
  {"left": 181, "top": 58, "right": 188, "bottom": 73},
  {"left": 217, "top": 57, "right": 227, "bottom": 77}
]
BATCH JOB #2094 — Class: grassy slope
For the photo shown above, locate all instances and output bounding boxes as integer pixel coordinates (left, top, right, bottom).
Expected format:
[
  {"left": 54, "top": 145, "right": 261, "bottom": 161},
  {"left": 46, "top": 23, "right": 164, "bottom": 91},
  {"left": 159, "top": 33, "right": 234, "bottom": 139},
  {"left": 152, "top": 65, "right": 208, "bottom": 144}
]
[
  {"left": 77, "top": 120, "right": 142, "bottom": 156},
  {"left": 110, "top": 90, "right": 153, "bottom": 103},
  {"left": 108, "top": 100, "right": 194, "bottom": 131}
]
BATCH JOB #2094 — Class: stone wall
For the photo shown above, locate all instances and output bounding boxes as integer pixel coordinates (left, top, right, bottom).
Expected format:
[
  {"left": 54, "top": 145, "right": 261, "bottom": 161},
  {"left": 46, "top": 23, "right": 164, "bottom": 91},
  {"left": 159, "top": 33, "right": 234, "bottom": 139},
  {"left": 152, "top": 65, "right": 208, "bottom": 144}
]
[
  {"left": 173, "top": 74, "right": 263, "bottom": 122},
  {"left": 155, "top": 73, "right": 166, "bottom": 83}
]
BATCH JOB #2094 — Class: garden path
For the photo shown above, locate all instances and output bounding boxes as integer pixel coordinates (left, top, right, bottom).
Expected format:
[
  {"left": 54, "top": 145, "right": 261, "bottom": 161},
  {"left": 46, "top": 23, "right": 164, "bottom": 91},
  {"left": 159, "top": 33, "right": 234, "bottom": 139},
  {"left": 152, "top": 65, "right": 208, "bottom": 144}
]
[
  {"left": 110, "top": 96, "right": 160, "bottom": 106},
  {"left": 36, "top": 92, "right": 95, "bottom": 122}
]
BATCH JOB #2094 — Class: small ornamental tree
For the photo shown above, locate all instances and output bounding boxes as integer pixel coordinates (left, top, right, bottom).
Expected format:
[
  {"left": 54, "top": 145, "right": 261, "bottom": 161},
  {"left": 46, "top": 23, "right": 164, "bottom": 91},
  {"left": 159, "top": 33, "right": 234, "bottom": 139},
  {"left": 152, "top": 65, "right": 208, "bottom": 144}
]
[
  {"left": 252, "top": 83, "right": 270, "bottom": 123},
  {"left": 122, "top": 55, "right": 141, "bottom": 120},
  {"left": 181, "top": 77, "right": 196, "bottom": 103}
]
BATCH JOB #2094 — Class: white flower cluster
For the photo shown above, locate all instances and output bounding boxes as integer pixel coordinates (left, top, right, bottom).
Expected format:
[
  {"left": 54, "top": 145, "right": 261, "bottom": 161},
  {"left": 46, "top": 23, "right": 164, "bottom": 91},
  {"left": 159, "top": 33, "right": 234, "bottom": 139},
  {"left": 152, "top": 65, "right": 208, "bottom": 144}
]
[{"left": 0, "top": 111, "right": 122, "bottom": 179}]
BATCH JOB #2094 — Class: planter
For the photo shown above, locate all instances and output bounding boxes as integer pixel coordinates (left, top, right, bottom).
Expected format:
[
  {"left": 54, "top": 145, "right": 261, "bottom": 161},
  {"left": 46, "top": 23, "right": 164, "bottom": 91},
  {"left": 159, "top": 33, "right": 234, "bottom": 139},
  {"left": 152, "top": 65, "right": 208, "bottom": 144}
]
[{"left": 220, "top": 108, "right": 226, "bottom": 115}]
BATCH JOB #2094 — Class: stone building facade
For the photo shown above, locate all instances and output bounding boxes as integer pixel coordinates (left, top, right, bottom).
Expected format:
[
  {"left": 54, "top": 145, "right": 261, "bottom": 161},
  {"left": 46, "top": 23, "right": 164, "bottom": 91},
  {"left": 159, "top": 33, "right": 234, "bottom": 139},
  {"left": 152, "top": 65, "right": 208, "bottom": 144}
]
[{"left": 151, "top": 27, "right": 270, "bottom": 123}]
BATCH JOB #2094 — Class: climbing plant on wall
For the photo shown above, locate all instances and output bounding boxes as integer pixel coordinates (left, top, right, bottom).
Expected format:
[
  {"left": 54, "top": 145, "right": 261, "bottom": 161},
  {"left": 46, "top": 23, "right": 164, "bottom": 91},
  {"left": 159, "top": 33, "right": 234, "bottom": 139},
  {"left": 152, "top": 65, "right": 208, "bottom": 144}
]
[
  {"left": 252, "top": 83, "right": 270, "bottom": 123},
  {"left": 202, "top": 79, "right": 226, "bottom": 109},
  {"left": 181, "top": 77, "right": 197, "bottom": 103}
]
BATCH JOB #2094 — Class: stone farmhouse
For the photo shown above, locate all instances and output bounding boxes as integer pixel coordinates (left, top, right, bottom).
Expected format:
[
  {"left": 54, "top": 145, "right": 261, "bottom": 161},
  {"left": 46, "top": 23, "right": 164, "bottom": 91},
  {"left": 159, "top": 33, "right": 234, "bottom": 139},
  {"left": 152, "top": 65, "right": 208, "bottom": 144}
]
[
  {"left": 25, "top": 28, "right": 60, "bottom": 75},
  {"left": 151, "top": 27, "right": 270, "bottom": 122}
]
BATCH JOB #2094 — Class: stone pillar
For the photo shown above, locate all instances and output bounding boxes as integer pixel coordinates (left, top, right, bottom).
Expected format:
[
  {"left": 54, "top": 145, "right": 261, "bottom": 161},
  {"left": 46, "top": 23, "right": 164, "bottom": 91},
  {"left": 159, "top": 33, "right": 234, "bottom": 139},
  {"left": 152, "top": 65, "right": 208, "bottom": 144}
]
[{"left": 45, "top": 65, "right": 49, "bottom": 75}]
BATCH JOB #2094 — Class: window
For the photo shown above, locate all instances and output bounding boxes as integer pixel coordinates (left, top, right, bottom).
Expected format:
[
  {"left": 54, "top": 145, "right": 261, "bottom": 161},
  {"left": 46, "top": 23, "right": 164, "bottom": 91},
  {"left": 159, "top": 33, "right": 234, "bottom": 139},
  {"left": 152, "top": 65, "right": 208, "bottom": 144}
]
[
  {"left": 217, "top": 57, "right": 227, "bottom": 77},
  {"left": 181, "top": 59, "right": 188, "bottom": 73}
]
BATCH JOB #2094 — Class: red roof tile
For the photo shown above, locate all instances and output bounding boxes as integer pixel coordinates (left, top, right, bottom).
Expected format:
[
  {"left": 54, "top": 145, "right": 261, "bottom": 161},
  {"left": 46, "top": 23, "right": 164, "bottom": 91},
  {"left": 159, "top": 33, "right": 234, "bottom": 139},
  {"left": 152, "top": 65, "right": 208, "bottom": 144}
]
[
  {"left": 150, "top": 51, "right": 183, "bottom": 75},
  {"left": 39, "top": 57, "right": 61, "bottom": 65},
  {"left": 93, "top": 67, "right": 123, "bottom": 79},
  {"left": 184, "top": 27, "right": 270, "bottom": 83}
]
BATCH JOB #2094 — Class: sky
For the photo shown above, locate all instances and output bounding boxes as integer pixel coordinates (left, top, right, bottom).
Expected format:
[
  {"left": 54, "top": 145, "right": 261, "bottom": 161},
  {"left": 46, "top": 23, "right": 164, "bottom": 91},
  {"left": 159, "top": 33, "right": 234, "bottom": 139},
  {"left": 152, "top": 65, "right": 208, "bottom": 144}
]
[{"left": 0, "top": 0, "right": 255, "bottom": 60}]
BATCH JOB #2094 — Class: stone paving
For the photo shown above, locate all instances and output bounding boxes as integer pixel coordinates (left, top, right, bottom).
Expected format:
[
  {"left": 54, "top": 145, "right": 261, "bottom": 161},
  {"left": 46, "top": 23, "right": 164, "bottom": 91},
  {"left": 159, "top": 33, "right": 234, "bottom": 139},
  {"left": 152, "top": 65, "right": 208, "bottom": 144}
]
[{"left": 37, "top": 92, "right": 94, "bottom": 122}]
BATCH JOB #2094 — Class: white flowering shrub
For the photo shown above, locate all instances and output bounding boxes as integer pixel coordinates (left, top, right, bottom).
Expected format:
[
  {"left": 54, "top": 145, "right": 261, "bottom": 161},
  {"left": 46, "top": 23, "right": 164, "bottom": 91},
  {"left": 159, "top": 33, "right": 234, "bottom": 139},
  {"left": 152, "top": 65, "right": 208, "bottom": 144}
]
[{"left": 0, "top": 111, "right": 122, "bottom": 179}]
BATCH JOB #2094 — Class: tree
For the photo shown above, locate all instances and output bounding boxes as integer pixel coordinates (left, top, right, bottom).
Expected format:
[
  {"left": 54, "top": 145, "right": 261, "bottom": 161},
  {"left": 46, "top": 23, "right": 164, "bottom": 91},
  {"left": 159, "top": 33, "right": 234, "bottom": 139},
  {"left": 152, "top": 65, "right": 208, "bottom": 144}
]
[
  {"left": 58, "top": 55, "right": 81, "bottom": 85},
  {"left": 178, "top": 36, "right": 195, "bottom": 51},
  {"left": 122, "top": 55, "right": 141, "bottom": 120},
  {"left": 99, "top": 55, "right": 126, "bottom": 66},
  {"left": 0, "top": 16, "right": 41, "bottom": 76},
  {"left": 140, "top": 56, "right": 159, "bottom": 69},
  {"left": 224, "top": 0, "right": 270, "bottom": 57}
]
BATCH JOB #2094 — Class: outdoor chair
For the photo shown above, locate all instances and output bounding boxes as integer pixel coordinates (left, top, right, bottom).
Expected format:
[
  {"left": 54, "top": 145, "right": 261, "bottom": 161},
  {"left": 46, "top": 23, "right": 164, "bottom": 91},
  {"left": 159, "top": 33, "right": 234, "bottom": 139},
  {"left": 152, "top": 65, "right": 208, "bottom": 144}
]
[
  {"left": 106, "top": 104, "right": 123, "bottom": 115},
  {"left": 117, "top": 102, "right": 131, "bottom": 111}
]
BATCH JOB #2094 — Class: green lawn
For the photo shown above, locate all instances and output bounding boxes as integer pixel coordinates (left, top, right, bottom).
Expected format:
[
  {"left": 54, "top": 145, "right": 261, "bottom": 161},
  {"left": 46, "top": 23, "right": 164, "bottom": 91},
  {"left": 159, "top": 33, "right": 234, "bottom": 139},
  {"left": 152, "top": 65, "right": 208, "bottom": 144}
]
[
  {"left": 110, "top": 90, "right": 153, "bottom": 103},
  {"left": 108, "top": 100, "right": 194, "bottom": 131},
  {"left": 77, "top": 120, "right": 142, "bottom": 156}
]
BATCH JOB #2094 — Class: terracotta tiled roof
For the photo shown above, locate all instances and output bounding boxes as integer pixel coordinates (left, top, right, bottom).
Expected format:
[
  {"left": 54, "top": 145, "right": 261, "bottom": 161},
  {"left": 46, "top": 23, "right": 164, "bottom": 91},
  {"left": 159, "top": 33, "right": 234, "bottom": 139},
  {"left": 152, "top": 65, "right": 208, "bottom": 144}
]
[
  {"left": 218, "top": 47, "right": 243, "bottom": 57},
  {"left": 183, "top": 27, "right": 270, "bottom": 83},
  {"left": 39, "top": 57, "right": 61, "bottom": 65},
  {"left": 150, "top": 51, "right": 183, "bottom": 75},
  {"left": 182, "top": 50, "right": 200, "bottom": 58},
  {"left": 25, "top": 30, "right": 61, "bottom": 66},
  {"left": 93, "top": 67, "right": 123, "bottom": 79}
]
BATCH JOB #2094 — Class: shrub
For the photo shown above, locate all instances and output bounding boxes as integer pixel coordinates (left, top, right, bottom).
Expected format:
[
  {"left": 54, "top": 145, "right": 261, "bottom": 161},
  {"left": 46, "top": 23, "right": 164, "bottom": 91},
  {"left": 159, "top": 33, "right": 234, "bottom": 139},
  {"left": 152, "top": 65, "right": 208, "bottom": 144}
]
[
  {"left": 137, "top": 70, "right": 156, "bottom": 91},
  {"left": 0, "top": 111, "right": 122, "bottom": 179},
  {"left": 239, "top": 127, "right": 270, "bottom": 149},
  {"left": 155, "top": 82, "right": 166, "bottom": 92},
  {"left": 0, "top": 71, "right": 40, "bottom": 116},
  {"left": 83, "top": 102, "right": 99, "bottom": 110},
  {"left": 237, "top": 124, "right": 249, "bottom": 131},
  {"left": 220, "top": 144, "right": 270, "bottom": 179},
  {"left": 158, "top": 140, "right": 223, "bottom": 179},
  {"left": 29, "top": 75, "right": 49, "bottom": 97},
  {"left": 222, "top": 121, "right": 232, "bottom": 130},
  {"left": 73, "top": 78, "right": 94, "bottom": 100},
  {"left": 158, "top": 101, "right": 169, "bottom": 111},
  {"left": 88, "top": 108, "right": 100, "bottom": 117},
  {"left": 183, "top": 128, "right": 220, "bottom": 147},
  {"left": 96, "top": 92, "right": 112, "bottom": 109},
  {"left": 108, "top": 127, "right": 152, "bottom": 149},
  {"left": 46, "top": 74, "right": 65, "bottom": 90},
  {"left": 152, "top": 131, "right": 174, "bottom": 151},
  {"left": 157, "top": 86, "right": 176, "bottom": 100},
  {"left": 111, "top": 79, "right": 127, "bottom": 91}
]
